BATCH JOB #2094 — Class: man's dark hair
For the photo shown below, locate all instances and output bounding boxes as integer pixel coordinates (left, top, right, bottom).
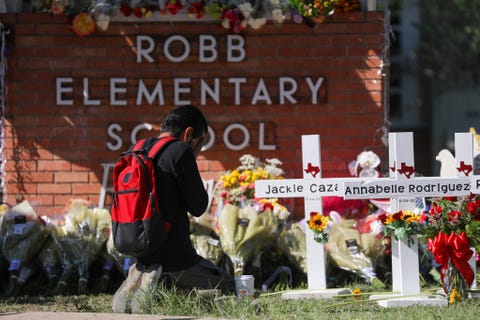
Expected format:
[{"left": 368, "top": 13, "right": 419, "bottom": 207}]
[{"left": 160, "top": 105, "right": 208, "bottom": 139}]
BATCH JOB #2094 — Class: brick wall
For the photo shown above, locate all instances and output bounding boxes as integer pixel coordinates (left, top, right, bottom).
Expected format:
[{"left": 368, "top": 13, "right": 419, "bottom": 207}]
[{"left": 0, "top": 11, "right": 387, "bottom": 218}]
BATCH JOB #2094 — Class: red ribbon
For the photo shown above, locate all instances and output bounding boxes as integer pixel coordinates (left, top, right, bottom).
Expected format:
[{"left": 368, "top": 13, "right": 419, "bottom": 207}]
[{"left": 428, "top": 232, "right": 474, "bottom": 287}]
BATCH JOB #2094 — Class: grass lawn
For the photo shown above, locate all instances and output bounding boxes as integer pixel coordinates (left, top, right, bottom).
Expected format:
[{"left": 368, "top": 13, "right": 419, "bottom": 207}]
[{"left": 1, "top": 284, "right": 480, "bottom": 319}]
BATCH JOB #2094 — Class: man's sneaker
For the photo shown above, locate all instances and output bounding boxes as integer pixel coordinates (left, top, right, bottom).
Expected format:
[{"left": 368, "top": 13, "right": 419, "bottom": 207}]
[
  {"left": 112, "top": 263, "right": 142, "bottom": 313},
  {"left": 130, "top": 264, "right": 163, "bottom": 314}
]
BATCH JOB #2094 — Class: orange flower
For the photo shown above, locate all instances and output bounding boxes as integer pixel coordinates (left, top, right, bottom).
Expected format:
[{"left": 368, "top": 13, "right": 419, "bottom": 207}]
[
  {"left": 72, "top": 13, "right": 95, "bottom": 37},
  {"left": 352, "top": 288, "right": 362, "bottom": 299}
]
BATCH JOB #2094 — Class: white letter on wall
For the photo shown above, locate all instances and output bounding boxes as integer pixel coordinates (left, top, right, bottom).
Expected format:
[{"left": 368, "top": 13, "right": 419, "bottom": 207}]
[
  {"left": 110, "top": 78, "right": 127, "bottom": 106},
  {"left": 174, "top": 78, "right": 191, "bottom": 105},
  {"left": 136, "top": 35, "right": 155, "bottom": 63},
  {"left": 201, "top": 79, "right": 220, "bottom": 105},
  {"left": 251, "top": 78, "right": 272, "bottom": 105},
  {"left": 224, "top": 123, "right": 249, "bottom": 151},
  {"left": 199, "top": 35, "right": 217, "bottom": 62},
  {"left": 83, "top": 78, "right": 101, "bottom": 106},
  {"left": 306, "top": 77, "right": 325, "bottom": 104},
  {"left": 227, "top": 35, "right": 246, "bottom": 62},
  {"left": 56, "top": 77, "right": 73, "bottom": 105},
  {"left": 228, "top": 77, "right": 246, "bottom": 105},
  {"left": 279, "top": 77, "right": 298, "bottom": 104},
  {"left": 107, "top": 123, "right": 123, "bottom": 151},
  {"left": 131, "top": 123, "right": 153, "bottom": 144},
  {"left": 259, "top": 122, "right": 276, "bottom": 150},
  {"left": 137, "top": 79, "right": 165, "bottom": 105},
  {"left": 164, "top": 35, "right": 190, "bottom": 63}
]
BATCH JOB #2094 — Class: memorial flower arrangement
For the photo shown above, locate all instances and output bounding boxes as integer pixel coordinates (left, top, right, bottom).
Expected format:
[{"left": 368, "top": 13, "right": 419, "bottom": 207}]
[
  {"left": 45, "top": 0, "right": 361, "bottom": 36},
  {"left": 218, "top": 199, "right": 289, "bottom": 275},
  {"left": 1, "top": 201, "right": 50, "bottom": 297},
  {"left": 307, "top": 211, "right": 331, "bottom": 243},
  {"left": 218, "top": 154, "right": 284, "bottom": 207},
  {"left": 289, "top": 0, "right": 337, "bottom": 24},
  {"left": 288, "top": 0, "right": 361, "bottom": 25},
  {"left": 216, "top": 154, "right": 290, "bottom": 275},
  {"left": 379, "top": 210, "right": 424, "bottom": 245},
  {"left": 423, "top": 194, "right": 480, "bottom": 303},
  {"left": 51, "top": 200, "right": 111, "bottom": 294}
]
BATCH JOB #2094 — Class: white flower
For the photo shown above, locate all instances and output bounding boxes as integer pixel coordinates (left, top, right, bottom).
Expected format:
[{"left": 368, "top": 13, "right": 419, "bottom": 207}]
[
  {"left": 357, "top": 151, "right": 380, "bottom": 169},
  {"left": 269, "top": 0, "right": 280, "bottom": 5},
  {"left": 264, "top": 158, "right": 284, "bottom": 177},
  {"left": 221, "top": 19, "right": 230, "bottom": 30},
  {"left": 238, "top": 154, "right": 259, "bottom": 170},
  {"left": 271, "top": 8, "right": 285, "bottom": 23},
  {"left": 238, "top": 3, "right": 254, "bottom": 18},
  {"left": 248, "top": 17, "right": 267, "bottom": 29},
  {"left": 356, "top": 150, "right": 380, "bottom": 177},
  {"left": 369, "top": 219, "right": 385, "bottom": 235}
]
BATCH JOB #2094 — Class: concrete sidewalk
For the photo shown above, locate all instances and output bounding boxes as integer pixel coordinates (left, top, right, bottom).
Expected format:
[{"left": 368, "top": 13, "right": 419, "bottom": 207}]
[{"left": 0, "top": 312, "right": 225, "bottom": 320}]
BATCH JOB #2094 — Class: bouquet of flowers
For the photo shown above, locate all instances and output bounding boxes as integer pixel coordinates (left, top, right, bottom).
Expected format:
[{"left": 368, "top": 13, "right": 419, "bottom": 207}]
[
  {"left": 218, "top": 154, "right": 285, "bottom": 207},
  {"left": 277, "top": 221, "right": 307, "bottom": 274},
  {"left": 190, "top": 221, "right": 225, "bottom": 267},
  {"left": 289, "top": 0, "right": 337, "bottom": 24},
  {"left": 379, "top": 210, "right": 424, "bottom": 245},
  {"left": 36, "top": 220, "right": 63, "bottom": 292},
  {"left": 218, "top": 200, "right": 289, "bottom": 275},
  {"left": 325, "top": 214, "right": 385, "bottom": 288},
  {"left": 423, "top": 194, "right": 480, "bottom": 303},
  {"left": 95, "top": 233, "right": 136, "bottom": 293},
  {"left": 307, "top": 211, "right": 332, "bottom": 243},
  {"left": 52, "top": 200, "right": 111, "bottom": 294},
  {"left": 1, "top": 201, "right": 50, "bottom": 296},
  {"left": 217, "top": 154, "right": 290, "bottom": 275}
]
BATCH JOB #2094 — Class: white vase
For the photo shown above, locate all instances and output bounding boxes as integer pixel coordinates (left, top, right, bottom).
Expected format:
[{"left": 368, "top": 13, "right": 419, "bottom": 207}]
[{"left": 6, "top": 0, "right": 23, "bottom": 13}]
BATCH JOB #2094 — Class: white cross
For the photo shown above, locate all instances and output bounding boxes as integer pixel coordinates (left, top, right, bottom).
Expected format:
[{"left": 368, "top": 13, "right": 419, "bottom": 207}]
[{"left": 255, "top": 132, "right": 478, "bottom": 304}]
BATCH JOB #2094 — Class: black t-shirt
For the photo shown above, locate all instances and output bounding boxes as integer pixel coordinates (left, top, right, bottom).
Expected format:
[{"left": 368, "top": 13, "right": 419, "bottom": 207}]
[{"left": 137, "top": 138, "right": 208, "bottom": 271}]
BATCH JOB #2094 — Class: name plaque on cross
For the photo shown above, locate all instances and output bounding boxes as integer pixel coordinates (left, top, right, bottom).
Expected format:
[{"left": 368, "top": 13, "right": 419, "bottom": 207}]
[
  {"left": 255, "top": 178, "right": 345, "bottom": 198},
  {"left": 471, "top": 175, "right": 480, "bottom": 193},
  {"left": 343, "top": 176, "right": 472, "bottom": 199}
]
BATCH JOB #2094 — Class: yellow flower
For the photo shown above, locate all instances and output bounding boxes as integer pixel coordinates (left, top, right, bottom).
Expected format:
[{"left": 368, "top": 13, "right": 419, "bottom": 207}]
[
  {"left": 449, "top": 288, "right": 461, "bottom": 304},
  {"left": 352, "top": 288, "right": 362, "bottom": 299},
  {"left": 309, "top": 213, "right": 329, "bottom": 232}
]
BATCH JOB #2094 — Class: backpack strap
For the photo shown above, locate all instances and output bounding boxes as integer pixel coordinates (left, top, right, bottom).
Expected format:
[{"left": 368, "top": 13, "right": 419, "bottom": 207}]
[{"left": 146, "top": 136, "right": 176, "bottom": 159}]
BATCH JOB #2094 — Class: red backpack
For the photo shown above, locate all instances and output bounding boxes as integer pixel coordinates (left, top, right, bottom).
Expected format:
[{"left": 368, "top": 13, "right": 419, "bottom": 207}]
[{"left": 110, "top": 136, "right": 175, "bottom": 257}]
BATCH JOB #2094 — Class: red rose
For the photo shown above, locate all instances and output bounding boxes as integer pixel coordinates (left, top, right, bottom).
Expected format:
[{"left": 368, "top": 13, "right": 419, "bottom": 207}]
[
  {"left": 378, "top": 212, "right": 387, "bottom": 223},
  {"left": 448, "top": 210, "right": 462, "bottom": 223},
  {"left": 391, "top": 211, "right": 402, "bottom": 221},
  {"left": 443, "top": 196, "right": 457, "bottom": 201},
  {"left": 429, "top": 203, "right": 443, "bottom": 217},
  {"left": 120, "top": 4, "right": 133, "bottom": 16}
]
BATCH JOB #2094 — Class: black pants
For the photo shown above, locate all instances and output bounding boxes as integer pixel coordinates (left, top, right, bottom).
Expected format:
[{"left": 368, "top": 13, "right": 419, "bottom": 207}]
[{"left": 168, "top": 258, "right": 235, "bottom": 294}]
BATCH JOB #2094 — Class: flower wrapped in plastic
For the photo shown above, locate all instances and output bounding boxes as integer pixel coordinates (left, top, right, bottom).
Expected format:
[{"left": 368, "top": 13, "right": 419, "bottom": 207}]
[
  {"left": 325, "top": 216, "right": 385, "bottom": 288},
  {"left": 95, "top": 232, "right": 136, "bottom": 293},
  {"left": 0, "top": 203, "right": 9, "bottom": 271},
  {"left": 105, "top": 234, "right": 135, "bottom": 278},
  {"left": 218, "top": 200, "right": 287, "bottom": 276},
  {"left": 36, "top": 218, "right": 63, "bottom": 291},
  {"left": 0, "top": 201, "right": 50, "bottom": 296},
  {"left": 52, "top": 200, "right": 111, "bottom": 294},
  {"left": 424, "top": 194, "right": 480, "bottom": 302},
  {"left": 190, "top": 221, "right": 225, "bottom": 266},
  {"left": 217, "top": 154, "right": 289, "bottom": 275},
  {"left": 277, "top": 220, "right": 307, "bottom": 274}
]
